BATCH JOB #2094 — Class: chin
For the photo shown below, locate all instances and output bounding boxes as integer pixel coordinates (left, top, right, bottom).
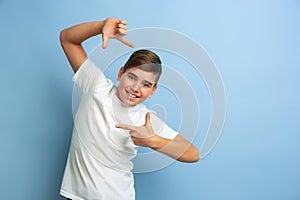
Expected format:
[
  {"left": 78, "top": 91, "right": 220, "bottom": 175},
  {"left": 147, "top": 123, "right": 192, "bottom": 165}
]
[
  {"left": 121, "top": 98, "right": 138, "bottom": 107},
  {"left": 127, "top": 100, "right": 139, "bottom": 107}
]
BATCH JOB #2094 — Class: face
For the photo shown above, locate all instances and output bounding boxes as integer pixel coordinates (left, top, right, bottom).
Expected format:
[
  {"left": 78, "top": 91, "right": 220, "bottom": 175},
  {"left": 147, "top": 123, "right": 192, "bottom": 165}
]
[{"left": 116, "top": 67, "right": 158, "bottom": 106}]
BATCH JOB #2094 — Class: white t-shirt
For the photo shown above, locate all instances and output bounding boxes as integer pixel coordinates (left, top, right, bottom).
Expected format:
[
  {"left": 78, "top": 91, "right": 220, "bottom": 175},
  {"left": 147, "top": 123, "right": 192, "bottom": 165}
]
[{"left": 60, "top": 58, "right": 178, "bottom": 200}]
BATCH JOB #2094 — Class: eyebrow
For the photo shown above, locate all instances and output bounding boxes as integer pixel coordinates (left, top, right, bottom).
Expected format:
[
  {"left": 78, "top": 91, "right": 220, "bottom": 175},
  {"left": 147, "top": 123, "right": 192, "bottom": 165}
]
[{"left": 128, "top": 72, "right": 154, "bottom": 86}]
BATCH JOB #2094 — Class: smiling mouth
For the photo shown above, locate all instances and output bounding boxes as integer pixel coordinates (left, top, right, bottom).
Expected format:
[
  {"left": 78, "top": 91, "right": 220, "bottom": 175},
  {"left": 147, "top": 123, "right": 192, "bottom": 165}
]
[{"left": 126, "top": 90, "right": 140, "bottom": 99}]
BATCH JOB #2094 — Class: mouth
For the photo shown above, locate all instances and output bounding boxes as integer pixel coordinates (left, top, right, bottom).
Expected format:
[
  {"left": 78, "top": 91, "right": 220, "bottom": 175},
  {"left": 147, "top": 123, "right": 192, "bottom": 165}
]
[{"left": 125, "top": 90, "right": 140, "bottom": 100}]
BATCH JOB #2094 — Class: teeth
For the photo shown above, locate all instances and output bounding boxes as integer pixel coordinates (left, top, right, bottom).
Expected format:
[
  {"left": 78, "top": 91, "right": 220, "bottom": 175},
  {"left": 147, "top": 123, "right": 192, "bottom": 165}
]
[
  {"left": 129, "top": 93, "right": 136, "bottom": 98},
  {"left": 127, "top": 91, "right": 137, "bottom": 98}
]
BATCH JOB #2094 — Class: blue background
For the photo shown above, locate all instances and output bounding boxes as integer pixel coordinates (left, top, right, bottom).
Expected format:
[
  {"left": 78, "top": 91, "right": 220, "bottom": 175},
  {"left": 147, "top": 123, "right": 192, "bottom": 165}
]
[{"left": 1, "top": 0, "right": 300, "bottom": 199}]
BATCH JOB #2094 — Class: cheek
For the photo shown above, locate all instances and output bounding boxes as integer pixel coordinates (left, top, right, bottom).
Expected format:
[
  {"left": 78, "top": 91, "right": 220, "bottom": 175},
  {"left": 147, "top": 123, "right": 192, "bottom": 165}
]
[
  {"left": 141, "top": 88, "right": 154, "bottom": 97},
  {"left": 119, "top": 78, "right": 128, "bottom": 88},
  {"left": 120, "top": 77, "right": 132, "bottom": 86}
]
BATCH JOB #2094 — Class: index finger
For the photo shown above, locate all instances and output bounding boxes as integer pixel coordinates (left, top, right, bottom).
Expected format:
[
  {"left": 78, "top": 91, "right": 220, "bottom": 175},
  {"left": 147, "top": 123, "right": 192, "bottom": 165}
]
[
  {"left": 117, "top": 36, "right": 135, "bottom": 48},
  {"left": 115, "top": 123, "right": 135, "bottom": 131}
]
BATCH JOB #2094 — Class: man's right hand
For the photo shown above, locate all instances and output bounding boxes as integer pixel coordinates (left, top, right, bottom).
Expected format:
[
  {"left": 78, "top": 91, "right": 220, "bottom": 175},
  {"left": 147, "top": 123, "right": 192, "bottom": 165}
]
[
  {"left": 102, "top": 18, "right": 135, "bottom": 49},
  {"left": 60, "top": 18, "right": 134, "bottom": 73}
]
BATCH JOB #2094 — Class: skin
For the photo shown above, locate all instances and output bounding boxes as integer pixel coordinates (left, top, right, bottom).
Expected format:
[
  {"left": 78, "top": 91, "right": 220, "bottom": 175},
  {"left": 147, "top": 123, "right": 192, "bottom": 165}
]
[
  {"left": 60, "top": 18, "right": 200, "bottom": 162},
  {"left": 116, "top": 67, "right": 158, "bottom": 106}
]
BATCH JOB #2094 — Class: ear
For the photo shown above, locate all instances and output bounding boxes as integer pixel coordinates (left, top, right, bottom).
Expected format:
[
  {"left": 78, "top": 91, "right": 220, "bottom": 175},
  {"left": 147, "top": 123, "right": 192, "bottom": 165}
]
[
  {"left": 147, "top": 85, "right": 158, "bottom": 98},
  {"left": 117, "top": 67, "right": 125, "bottom": 81}
]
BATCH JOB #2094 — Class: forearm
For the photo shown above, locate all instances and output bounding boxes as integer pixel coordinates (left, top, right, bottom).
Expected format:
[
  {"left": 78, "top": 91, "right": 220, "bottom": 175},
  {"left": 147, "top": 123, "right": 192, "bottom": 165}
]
[
  {"left": 116, "top": 113, "right": 199, "bottom": 162},
  {"left": 60, "top": 21, "right": 104, "bottom": 45},
  {"left": 149, "top": 135, "right": 200, "bottom": 163},
  {"left": 59, "top": 21, "right": 105, "bottom": 72}
]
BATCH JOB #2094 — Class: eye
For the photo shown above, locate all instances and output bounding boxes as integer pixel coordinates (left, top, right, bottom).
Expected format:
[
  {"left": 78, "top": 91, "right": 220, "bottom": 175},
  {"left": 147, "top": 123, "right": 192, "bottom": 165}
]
[
  {"left": 128, "top": 74, "right": 136, "bottom": 80},
  {"left": 143, "top": 83, "right": 151, "bottom": 88}
]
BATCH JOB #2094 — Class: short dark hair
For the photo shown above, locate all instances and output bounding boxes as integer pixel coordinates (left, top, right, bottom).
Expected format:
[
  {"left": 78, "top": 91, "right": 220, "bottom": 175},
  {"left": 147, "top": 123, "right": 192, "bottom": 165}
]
[{"left": 123, "top": 49, "right": 162, "bottom": 84}]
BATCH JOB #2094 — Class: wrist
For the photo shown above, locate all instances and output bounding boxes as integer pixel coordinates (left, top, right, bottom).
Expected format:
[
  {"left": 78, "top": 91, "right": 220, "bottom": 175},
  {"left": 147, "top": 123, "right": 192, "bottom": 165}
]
[
  {"left": 148, "top": 135, "right": 171, "bottom": 151},
  {"left": 146, "top": 135, "right": 158, "bottom": 150},
  {"left": 97, "top": 20, "right": 105, "bottom": 35}
]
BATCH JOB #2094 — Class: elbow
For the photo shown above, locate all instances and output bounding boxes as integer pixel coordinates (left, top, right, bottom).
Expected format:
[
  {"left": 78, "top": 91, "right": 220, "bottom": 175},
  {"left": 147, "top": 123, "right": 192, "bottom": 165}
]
[
  {"left": 189, "top": 146, "right": 200, "bottom": 162},
  {"left": 59, "top": 29, "right": 73, "bottom": 51},
  {"left": 195, "top": 150, "right": 200, "bottom": 162},
  {"left": 179, "top": 149, "right": 200, "bottom": 163},
  {"left": 190, "top": 150, "right": 200, "bottom": 163},
  {"left": 59, "top": 29, "right": 67, "bottom": 46}
]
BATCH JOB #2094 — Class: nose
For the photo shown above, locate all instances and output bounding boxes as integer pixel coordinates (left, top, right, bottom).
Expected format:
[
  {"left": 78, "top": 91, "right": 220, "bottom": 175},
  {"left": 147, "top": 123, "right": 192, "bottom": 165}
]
[{"left": 131, "top": 82, "right": 141, "bottom": 92}]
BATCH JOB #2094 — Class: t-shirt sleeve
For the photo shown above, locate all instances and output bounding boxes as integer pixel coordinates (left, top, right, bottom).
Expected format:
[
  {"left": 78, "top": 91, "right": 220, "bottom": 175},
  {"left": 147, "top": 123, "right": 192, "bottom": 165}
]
[
  {"left": 150, "top": 113, "right": 178, "bottom": 140},
  {"left": 72, "top": 58, "right": 109, "bottom": 95}
]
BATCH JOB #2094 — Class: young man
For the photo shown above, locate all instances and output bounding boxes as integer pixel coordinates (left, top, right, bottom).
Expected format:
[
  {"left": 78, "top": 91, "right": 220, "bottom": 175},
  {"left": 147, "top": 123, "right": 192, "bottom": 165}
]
[{"left": 59, "top": 17, "right": 199, "bottom": 200}]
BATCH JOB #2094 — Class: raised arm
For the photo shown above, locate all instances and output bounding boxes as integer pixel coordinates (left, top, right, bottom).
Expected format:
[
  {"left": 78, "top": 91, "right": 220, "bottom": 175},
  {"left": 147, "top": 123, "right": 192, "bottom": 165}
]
[{"left": 59, "top": 18, "right": 134, "bottom": 73}]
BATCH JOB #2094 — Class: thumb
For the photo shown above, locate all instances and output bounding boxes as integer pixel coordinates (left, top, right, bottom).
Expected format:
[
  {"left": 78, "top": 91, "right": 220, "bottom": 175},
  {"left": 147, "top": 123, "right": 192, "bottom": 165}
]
[
  {"left": 102, "top": 35, "right": 108, "bottom": 49},
  {"left": 144, "top": 112, "right": 151, "bottom": 126}
]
